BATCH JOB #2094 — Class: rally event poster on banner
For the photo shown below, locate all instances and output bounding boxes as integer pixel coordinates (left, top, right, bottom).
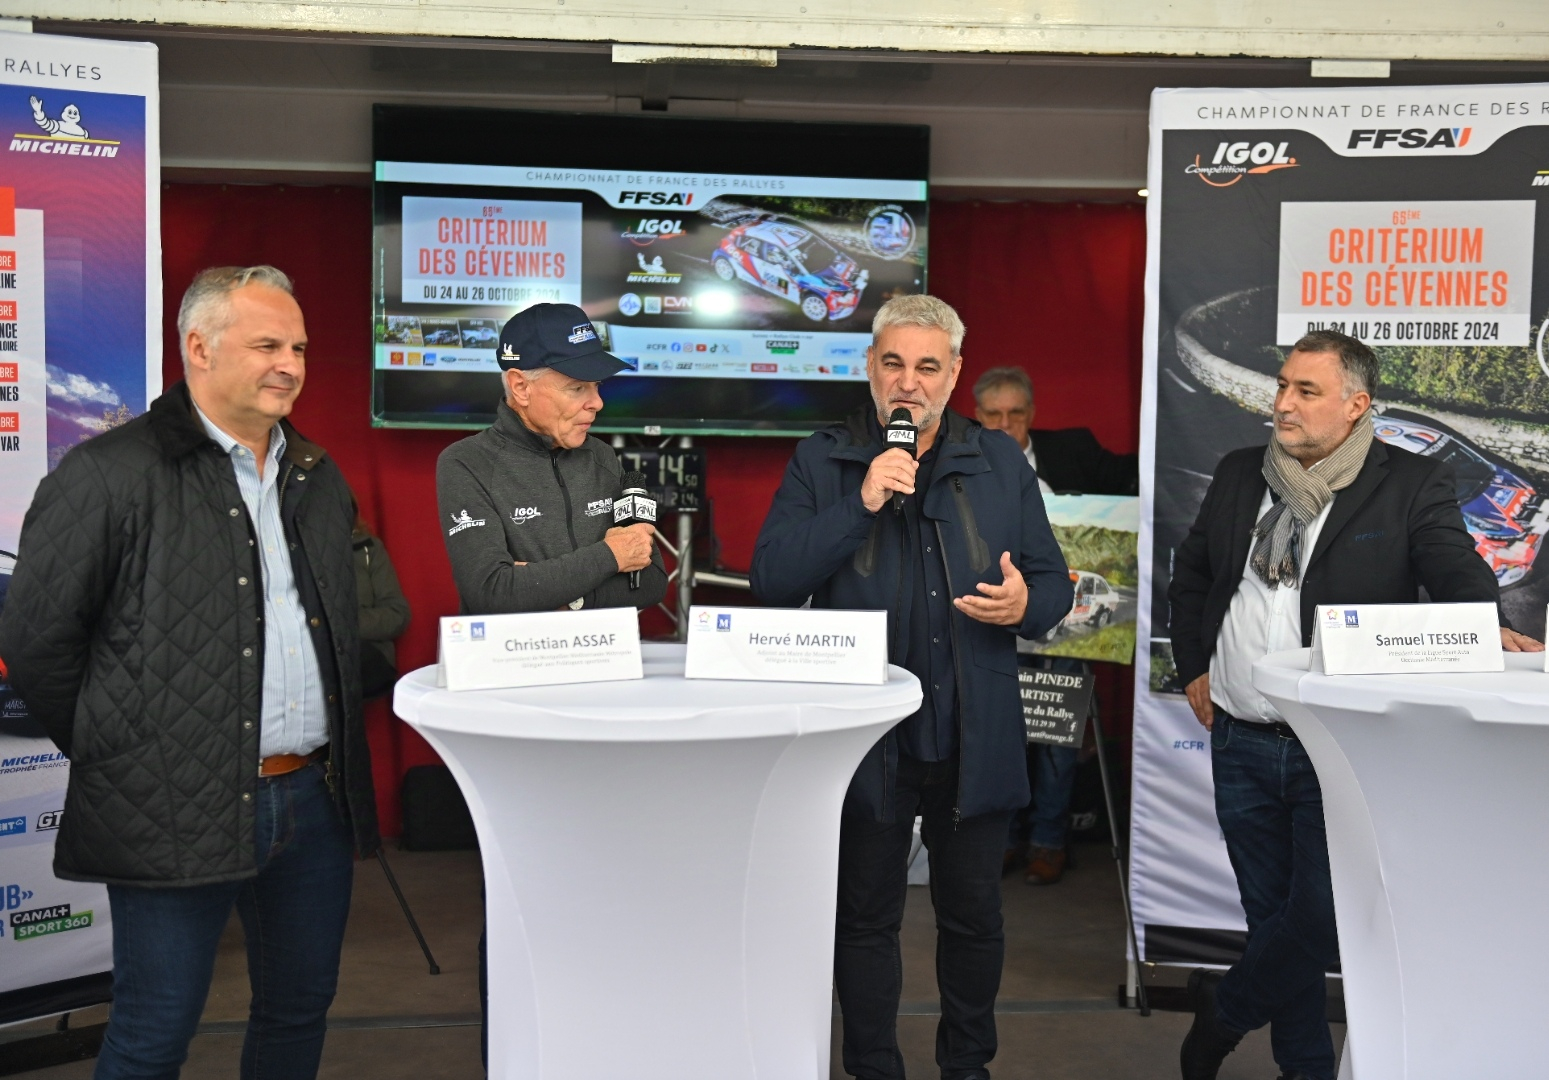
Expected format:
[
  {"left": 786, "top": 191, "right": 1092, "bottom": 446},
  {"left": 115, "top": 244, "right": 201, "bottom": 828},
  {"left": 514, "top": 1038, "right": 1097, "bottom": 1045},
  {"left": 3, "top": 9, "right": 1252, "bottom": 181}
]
[
  {"left": 1020, "top": 494, "right": 1138, "bottom": 665},
  {"left": 1133, "top": 83, "right": 1549, "bottom": 967},
  {"left": 0, "top": 31, "right": 159, "bottom": 1020}
]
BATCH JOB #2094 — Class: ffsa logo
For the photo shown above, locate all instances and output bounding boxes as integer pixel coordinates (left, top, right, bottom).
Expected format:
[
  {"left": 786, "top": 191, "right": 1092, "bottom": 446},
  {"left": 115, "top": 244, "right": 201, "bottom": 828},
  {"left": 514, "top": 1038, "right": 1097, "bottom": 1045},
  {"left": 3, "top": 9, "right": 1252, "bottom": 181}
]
[
  {"left": 1348, "top": 127, "right": 1472, "bottom": 150},
  {"left": 1186, "top": 141, "right": 1298, "bottom": 187},
  {"left": 618, "top": 191, "right": 695, "bottom": 207}
]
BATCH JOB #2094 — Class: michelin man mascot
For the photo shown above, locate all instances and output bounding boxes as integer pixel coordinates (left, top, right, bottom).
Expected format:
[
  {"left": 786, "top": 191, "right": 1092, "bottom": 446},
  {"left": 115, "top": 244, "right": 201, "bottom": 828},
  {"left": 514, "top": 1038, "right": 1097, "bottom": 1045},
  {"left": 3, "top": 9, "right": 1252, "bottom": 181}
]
[{"left": 29, "top": 96, "right": 88, "bottom": 139}]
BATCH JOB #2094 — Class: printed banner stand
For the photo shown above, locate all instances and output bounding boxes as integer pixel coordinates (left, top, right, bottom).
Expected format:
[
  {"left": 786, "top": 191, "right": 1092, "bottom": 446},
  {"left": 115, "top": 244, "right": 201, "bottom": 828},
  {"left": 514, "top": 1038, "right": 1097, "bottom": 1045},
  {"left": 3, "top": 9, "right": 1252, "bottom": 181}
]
[
  {"left": 1133, "top": 80, "right": 1549, "bottom": 985},
  {"left": 0, "top": 30, "right": 160, "bottom": 1026}
]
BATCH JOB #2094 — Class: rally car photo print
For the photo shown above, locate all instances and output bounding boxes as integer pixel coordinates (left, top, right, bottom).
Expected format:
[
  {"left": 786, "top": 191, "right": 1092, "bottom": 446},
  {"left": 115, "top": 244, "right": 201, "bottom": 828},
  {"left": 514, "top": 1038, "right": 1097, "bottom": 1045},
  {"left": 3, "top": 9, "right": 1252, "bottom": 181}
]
[{"left": 710, "top": 219, "right": 870, "bottom": 323}]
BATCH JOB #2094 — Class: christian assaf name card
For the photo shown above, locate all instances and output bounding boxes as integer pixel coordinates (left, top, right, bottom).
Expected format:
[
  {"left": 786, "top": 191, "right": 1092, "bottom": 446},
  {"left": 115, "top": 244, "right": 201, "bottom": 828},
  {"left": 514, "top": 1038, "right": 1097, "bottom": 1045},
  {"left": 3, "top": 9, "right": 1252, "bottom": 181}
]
[{"left": 438, "top": 608, "right": 642, "bottom": 692}]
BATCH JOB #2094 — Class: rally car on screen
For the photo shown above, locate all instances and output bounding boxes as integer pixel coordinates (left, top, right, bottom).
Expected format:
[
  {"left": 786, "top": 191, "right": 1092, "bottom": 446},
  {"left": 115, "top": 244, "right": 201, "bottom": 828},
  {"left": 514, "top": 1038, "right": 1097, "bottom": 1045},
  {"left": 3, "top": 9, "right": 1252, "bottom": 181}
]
[
  {"left": 710, "top": 220, "right": 869, "bottom": 322},
  {"left": 1373, "top": 410, "right": 1549, "bottom": 587},
  {"left": 1030, "top": 570, "right": 1122, "bottom": 643}
]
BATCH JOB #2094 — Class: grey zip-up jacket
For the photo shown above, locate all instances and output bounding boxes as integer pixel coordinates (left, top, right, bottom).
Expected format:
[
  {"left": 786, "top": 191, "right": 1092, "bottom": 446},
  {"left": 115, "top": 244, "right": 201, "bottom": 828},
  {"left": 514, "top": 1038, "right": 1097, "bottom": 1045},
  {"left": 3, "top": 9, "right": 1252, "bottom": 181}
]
[{"left": 436, "top": 401, "right": 668, "bottom": 614}]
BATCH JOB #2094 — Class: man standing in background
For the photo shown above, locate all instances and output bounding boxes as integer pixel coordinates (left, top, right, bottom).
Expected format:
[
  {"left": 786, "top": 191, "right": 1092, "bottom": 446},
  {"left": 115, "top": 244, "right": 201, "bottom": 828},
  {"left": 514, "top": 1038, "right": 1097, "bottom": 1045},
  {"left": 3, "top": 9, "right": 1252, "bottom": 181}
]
[{"left": 973, "top": 366, "right": 1136, "bottom": 886}]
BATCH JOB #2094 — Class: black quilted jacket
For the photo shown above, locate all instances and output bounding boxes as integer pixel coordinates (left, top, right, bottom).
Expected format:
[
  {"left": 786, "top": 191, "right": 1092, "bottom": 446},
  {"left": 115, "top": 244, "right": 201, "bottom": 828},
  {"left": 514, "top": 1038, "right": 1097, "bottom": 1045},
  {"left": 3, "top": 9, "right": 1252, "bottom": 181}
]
[{"left": 0, "top": 382, "right": 380, "bottom": 885}]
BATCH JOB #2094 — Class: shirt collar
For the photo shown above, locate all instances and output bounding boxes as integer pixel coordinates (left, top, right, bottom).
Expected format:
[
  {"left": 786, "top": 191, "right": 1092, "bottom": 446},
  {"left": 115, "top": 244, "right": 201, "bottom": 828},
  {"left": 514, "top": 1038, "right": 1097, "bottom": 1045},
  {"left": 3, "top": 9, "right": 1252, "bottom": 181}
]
[{"left": 192, "top": 400, "right": 285, "bottom": 463}]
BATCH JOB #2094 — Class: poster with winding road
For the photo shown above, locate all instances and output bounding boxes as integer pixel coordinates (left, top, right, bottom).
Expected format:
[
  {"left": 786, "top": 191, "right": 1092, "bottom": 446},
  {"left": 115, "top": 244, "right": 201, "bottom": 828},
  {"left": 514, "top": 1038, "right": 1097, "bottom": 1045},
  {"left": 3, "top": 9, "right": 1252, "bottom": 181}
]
[{"left": 1131, "top": 83, "right": 1549, "bottom": 970}]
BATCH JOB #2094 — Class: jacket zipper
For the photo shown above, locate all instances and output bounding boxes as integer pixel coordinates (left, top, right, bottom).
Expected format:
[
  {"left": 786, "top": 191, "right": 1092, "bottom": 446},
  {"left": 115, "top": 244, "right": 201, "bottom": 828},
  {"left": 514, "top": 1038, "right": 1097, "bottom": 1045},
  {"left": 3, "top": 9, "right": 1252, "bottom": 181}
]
[
  {"left": 934, "top": 518, "right": 969, "bottom": 828},
  {"left": 551, "top": 449, "right": 579, "bottom": 549}
]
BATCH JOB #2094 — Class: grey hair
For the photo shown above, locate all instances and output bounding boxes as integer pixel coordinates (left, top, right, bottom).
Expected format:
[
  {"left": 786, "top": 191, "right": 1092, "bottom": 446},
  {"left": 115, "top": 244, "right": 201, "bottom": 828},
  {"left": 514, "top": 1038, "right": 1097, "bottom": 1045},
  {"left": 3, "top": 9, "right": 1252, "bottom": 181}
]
[
  {"left": 871, "top": 294, "right": 966, "bottom": 356},
  {"left": 972, "top": 366, "right": 1033, "bottom": 405},
  {"left": 177, "top": 265, "right": 295, "bottom": 366},
  {"left": 1291, "top": 329, "right": 1379, "bottom": 399}
]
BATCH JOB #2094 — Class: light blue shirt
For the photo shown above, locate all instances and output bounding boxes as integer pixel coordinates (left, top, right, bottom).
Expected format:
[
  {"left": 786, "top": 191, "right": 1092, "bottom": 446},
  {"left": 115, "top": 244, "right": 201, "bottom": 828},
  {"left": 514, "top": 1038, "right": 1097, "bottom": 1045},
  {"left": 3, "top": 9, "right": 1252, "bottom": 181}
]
[{"left": 195, "top": 403, "right": 329, "bottom": 759}]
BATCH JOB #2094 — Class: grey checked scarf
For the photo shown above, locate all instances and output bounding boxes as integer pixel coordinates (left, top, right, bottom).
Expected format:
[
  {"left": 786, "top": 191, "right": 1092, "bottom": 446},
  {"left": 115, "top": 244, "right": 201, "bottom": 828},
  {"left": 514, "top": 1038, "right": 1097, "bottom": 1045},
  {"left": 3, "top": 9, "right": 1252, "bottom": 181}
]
[{"left": 1249, "top": 415, "right": 1373, "bottom": 589}]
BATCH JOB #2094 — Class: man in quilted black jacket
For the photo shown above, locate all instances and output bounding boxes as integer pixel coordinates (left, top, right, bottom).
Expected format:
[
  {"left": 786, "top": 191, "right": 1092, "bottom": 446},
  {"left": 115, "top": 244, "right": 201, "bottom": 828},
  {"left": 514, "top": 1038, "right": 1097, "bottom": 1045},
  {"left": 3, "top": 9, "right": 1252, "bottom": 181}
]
[{"left": 0, "top": 266, "right": 378, "bottom": 1080}]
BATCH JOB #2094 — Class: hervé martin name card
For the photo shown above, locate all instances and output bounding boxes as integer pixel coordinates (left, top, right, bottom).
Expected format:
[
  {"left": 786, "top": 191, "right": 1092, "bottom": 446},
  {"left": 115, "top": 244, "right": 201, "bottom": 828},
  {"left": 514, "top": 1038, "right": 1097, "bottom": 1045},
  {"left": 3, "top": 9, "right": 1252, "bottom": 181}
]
[
  {"left": 684, "top": 606, "right": 888, "bottom": 685},
  {"left": 1313, "top": 602, "right": 1503, "bottom": 676},
  {"left": 438, "top": 608, "right": 643, "bottom": 692}
]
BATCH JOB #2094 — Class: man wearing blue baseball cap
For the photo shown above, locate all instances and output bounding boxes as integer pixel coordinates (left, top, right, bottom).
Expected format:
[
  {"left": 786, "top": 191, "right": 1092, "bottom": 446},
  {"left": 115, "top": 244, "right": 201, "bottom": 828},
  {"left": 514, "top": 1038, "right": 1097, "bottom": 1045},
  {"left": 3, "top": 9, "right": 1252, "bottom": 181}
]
[
  {"left": 437, "top": 302, "right": 665, "bottom": 615},
  {"left": 436, "top": 303, "right": 667, "bottom": 1069}
]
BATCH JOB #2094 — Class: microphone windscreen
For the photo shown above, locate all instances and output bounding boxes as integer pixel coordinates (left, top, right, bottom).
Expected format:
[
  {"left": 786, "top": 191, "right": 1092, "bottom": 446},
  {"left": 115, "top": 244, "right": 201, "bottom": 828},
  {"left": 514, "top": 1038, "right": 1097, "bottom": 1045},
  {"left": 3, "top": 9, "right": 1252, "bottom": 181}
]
[
  {"left": 621, "top": 470, "right": 649, "bottom": 493},
  {"left": 888, "top": 407, "right": 913, "bottom": 425}
]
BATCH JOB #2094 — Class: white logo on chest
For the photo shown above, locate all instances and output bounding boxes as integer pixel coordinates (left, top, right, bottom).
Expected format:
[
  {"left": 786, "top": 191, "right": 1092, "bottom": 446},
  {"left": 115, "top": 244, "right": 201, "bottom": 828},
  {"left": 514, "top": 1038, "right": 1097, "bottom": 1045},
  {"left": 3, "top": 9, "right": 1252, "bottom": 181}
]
[
  {"left": 511, "top": 507, "right": 543, "bottom": 525},
  {"left": 585, "top": 498, "right": 614, "bottom": 518}
]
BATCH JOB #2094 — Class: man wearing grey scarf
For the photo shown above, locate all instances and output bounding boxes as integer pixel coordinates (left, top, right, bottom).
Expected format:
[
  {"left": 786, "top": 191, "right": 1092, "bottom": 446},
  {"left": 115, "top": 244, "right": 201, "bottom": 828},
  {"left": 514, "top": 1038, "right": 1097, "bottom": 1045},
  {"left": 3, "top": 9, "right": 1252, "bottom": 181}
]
[{"left": 1167, "top": 331, "right": 1540, "bottom": 1080}]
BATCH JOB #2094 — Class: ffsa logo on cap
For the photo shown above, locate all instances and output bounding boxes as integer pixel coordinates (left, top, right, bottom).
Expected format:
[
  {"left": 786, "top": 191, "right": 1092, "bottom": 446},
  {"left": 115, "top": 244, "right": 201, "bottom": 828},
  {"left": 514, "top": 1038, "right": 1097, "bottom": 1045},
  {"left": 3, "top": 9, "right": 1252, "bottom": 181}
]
[{"left": 567, "top": 324, "right": 597, "bottom": 345}]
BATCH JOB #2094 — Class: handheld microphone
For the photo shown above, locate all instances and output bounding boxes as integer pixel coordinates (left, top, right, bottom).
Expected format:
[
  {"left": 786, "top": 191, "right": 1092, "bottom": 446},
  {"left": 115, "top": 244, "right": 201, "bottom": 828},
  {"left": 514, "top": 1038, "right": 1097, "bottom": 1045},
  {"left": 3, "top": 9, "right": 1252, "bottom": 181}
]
[
  {"left": 613, "top": 470, "right": 657, "bottom": 590},
  {"left": 885, "top": 407, "right": 918, "bottom": 513}
]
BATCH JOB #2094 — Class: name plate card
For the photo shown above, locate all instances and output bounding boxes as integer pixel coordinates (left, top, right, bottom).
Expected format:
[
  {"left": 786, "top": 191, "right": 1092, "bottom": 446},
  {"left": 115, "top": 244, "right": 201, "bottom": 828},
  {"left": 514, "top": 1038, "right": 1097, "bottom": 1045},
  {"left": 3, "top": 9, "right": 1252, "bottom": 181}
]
[
  {"left": 1313, "top": 602, "right": 1503, "bottom": 676},
  {"left": 438, "top": 609, "right": 642, "bottom": 692},
  {"left": 684, "top": 606, "right": 888, "bottom": 685}
]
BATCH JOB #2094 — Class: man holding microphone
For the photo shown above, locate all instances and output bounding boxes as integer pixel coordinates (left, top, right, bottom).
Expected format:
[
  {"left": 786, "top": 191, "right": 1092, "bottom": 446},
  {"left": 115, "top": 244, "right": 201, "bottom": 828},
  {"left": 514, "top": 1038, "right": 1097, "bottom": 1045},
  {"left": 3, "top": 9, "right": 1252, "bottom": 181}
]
[
  {"left": 753, "top": 294, "right": 1072, "bottom": 1080},
  {"left": 436, "top": 302, "right": 667, "bottom": 1065}
]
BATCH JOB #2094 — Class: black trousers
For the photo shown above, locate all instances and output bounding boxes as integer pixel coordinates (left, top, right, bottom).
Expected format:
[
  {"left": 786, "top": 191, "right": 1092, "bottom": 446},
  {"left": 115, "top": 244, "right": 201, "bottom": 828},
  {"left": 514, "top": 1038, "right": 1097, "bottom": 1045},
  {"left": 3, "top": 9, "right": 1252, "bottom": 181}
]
[{"left": 835, "top": 754, "right": 1013, "bottom": 1080}]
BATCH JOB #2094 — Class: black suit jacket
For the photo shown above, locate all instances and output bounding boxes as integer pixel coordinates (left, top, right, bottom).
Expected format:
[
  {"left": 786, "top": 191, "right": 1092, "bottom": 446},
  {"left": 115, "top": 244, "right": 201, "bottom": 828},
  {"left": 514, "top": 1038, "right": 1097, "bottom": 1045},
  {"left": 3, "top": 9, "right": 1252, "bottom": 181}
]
[
  {"left": 1029, "top": 428, "right": 1138, "bottom": 495},
  {"left": 1167, "top": 439, "right": 1502, "bottom": 687}
]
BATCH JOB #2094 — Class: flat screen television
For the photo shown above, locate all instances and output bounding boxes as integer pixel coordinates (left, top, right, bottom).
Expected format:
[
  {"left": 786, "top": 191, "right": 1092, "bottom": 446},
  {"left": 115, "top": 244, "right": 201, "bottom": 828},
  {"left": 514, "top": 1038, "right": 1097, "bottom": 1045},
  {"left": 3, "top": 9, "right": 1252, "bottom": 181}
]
[{"left": 371, "top": 105, "right": 929, "bottom": 435}]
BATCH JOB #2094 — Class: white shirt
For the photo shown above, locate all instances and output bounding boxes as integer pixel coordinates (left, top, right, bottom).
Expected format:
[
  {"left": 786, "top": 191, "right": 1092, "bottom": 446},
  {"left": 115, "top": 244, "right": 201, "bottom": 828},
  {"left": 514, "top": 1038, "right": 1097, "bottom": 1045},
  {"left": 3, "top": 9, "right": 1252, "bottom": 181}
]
[
  {"left": 1209, "top": 488, "right": 1332, "bottom": 722},
  {"left": 1022, "top": 439, "right": 1054, "bottom": 496}
]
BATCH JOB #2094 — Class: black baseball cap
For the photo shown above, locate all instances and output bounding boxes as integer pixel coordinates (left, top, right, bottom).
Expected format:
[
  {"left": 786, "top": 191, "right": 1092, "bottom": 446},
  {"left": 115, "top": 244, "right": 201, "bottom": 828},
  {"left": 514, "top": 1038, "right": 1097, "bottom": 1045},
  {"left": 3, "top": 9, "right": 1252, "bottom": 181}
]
[{"left": 496, "top": 303, "right": 627, "bottom": 382}]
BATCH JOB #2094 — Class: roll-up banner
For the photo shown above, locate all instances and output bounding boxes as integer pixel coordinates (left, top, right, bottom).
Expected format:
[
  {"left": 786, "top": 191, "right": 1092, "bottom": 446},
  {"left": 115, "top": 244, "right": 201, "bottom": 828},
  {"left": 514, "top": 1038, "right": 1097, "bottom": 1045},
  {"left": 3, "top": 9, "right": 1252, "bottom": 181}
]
[
  {"left": 1134, "top": 83, "right": 1549, "bottom": 967},
  {"left": 0, "top": 31, "right": 159, "bottom": 1023}
]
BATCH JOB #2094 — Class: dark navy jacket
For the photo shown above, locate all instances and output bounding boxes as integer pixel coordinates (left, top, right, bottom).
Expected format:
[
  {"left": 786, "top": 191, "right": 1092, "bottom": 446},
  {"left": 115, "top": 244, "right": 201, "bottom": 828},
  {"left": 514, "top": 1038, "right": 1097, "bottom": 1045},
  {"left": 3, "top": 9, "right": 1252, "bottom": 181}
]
[{"left": 751, "top": 407, "right": 1074, "bottom": 822}]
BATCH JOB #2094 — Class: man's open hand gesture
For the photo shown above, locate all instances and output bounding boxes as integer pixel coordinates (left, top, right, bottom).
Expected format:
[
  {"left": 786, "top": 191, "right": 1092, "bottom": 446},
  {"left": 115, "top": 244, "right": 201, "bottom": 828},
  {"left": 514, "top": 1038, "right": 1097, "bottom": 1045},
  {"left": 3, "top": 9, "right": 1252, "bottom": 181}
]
[{"left": 954, "top": 551, "right": 1028, "bottom": 627}]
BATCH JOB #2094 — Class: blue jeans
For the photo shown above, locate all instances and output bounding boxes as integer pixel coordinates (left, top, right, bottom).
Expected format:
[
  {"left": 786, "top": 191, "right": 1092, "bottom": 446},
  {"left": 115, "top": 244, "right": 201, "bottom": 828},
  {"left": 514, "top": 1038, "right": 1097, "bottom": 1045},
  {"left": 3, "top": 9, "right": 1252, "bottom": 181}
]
[
  {"left": 834, "top": 754, "right": 1012, "bottom": 1080},
  {"left": 94, "top": 763, "right": 355, "bottom": 1080},
  {"left": 1211, "top": 715, "right": 1339, "bottom": 1080},
  {"left": 1024, "top": 745, "right": 1078, "bottom": 850}
]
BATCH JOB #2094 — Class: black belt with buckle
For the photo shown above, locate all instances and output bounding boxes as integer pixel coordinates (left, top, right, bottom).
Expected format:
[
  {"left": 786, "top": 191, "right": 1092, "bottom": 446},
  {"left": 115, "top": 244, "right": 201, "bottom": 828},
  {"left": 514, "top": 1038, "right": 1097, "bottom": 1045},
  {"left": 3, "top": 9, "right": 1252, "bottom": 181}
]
[{"left": 1220, "top": 711, "right": 1300, "bottom": 741}]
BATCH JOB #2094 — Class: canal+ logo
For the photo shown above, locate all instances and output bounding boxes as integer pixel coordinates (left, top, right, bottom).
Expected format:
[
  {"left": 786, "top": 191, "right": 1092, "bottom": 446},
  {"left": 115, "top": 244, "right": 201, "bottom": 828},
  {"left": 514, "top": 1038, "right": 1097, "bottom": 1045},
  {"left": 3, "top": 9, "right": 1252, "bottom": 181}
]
[
  {"left": 1186, "top": 141, "right": 1298, "bottom": 187},
  {"left": 1348, "top": 127, "right": 1472, "bottom": 150}
]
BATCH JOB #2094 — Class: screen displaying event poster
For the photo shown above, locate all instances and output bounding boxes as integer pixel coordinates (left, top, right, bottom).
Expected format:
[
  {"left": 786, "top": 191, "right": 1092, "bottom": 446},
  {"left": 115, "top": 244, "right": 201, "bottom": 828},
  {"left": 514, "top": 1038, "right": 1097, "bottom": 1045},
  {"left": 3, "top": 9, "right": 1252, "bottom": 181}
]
[
  {"left": 371, "top": 105, "right": 929, "bottom": 434},
  {"left": 0, "top": 31, "right": 160, "bottom": 1020},
  {"left": 1019, "top": 494, "right": 1138, "bottom": 665},
  {"left": 1130, "top": 83, "right": 1549, "bottom": 973}
]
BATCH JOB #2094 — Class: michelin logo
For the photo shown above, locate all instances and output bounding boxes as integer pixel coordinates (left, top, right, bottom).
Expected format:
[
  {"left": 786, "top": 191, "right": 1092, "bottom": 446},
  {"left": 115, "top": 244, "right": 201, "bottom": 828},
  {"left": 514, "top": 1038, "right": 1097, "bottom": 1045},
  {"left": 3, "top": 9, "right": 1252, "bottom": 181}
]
[
  {"left": 448, "top": 509, "right": 486, "bottom": 536},
  {"left": 9, "top": 97, "right": 120, "bottom": 158},
  {"left": 29, "top": 96, "right": 87, "bottom": 138}
]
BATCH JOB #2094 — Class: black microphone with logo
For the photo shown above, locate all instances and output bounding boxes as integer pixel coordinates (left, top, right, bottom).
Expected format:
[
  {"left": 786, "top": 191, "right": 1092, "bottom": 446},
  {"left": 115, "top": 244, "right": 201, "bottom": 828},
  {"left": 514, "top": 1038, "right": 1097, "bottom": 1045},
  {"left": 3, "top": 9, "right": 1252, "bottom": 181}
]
[
  {"left": 885, "top": 407, "right": 919, "bottom": 513},
  {"left": 613, "top": 470, "right": 658, "bottom": 590}
]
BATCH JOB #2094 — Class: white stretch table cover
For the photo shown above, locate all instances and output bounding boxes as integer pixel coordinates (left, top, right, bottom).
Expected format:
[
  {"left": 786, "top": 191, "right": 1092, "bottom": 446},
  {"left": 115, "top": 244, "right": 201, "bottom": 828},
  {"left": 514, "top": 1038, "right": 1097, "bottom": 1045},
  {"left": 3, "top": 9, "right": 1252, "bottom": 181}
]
[
  {"left": 1253, "top": 648, "right": 1549, "bottom": 1080},
  {"left": 395, "top": 643, "right": 922, "bottom": 1080}
]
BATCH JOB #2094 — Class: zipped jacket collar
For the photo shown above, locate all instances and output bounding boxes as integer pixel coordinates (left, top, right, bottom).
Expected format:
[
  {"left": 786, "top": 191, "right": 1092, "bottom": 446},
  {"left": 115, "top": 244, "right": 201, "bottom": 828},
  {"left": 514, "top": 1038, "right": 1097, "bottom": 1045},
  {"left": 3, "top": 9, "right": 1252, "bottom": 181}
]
[
  {"left": 831, "top": 405, "right": 990, "bottom": 479},
  {"left": 492, "top": 398, "right": 567, "bottom": 456}
]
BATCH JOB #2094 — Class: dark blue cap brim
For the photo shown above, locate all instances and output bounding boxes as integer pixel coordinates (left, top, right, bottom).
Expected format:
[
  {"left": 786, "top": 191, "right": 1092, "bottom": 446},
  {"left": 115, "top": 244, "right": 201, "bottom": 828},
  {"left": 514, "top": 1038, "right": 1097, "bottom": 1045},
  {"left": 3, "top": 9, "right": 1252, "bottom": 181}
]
[{"left": 549, "top": 349, "right": 629, "bottom": 382}]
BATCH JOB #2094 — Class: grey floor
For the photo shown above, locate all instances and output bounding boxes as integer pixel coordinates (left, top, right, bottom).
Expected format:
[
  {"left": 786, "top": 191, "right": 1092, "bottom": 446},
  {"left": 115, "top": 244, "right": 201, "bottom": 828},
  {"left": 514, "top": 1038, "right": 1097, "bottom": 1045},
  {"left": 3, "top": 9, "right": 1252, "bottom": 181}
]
[{"left": 8, "top": 842, "right": 1334, "bottom": 1078}]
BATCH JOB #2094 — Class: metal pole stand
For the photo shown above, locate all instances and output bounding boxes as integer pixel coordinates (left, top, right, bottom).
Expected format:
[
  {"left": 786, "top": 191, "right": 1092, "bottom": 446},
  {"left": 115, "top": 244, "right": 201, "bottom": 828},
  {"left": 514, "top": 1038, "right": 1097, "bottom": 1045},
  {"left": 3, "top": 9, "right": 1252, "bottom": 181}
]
[
  {"left": 1083, "top": 663, "right": 1150, "bottom": 1016},
  {"left": 376, "top": 848, "right": 440, "bottom": 975}
]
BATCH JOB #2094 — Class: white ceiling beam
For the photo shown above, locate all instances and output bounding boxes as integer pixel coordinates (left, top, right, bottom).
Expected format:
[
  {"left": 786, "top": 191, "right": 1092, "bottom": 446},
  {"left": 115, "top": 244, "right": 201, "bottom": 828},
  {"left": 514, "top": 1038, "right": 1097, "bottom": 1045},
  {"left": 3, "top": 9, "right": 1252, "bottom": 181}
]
[{"left": 5, "top": 0, "right": 1549, "bottom": 62}]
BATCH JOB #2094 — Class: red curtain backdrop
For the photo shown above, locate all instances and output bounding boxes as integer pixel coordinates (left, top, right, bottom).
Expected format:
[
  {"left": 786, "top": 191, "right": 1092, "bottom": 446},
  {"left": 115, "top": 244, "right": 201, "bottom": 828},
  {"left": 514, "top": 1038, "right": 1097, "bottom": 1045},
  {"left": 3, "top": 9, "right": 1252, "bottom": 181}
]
[{"left": 160, "top": 184, "right": 1144, "bottom": 834}]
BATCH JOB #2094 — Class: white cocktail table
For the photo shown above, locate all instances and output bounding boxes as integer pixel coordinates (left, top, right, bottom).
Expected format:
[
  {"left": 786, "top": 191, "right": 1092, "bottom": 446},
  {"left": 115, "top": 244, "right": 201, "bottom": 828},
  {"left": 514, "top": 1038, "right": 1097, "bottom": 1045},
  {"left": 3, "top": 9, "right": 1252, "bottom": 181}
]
[
  {"left": 395, "top": 643, "right": 921, "bottom": 1080},
  {"left": 1253, "top": 648, "right": 1549, "bottom": 1080}
]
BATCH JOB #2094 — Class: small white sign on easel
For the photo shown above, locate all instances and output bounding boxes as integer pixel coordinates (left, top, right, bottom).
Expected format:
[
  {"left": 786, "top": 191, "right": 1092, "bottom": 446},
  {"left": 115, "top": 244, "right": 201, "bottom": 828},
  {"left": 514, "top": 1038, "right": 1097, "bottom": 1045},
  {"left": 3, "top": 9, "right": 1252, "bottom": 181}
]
[
  {"left": 437, "top": 608, "right": 642, "bottom": 692},
  {"left": 684, "top": 606, "right": 888, "bottom": 685},
  {"left": 1312, "top": 602, "right": 1502, "bottom": 676}
]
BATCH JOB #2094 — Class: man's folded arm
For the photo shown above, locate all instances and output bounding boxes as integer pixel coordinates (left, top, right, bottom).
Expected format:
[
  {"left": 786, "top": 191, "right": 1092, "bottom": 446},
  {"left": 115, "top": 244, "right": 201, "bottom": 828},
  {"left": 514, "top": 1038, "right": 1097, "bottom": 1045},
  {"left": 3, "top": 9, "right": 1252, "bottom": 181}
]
[
  {"left": 0, "top": 454, "right": 121, "bottom": 756},
  {"left": 589, "top": 543, "right": 668, "bottom": 609}
]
